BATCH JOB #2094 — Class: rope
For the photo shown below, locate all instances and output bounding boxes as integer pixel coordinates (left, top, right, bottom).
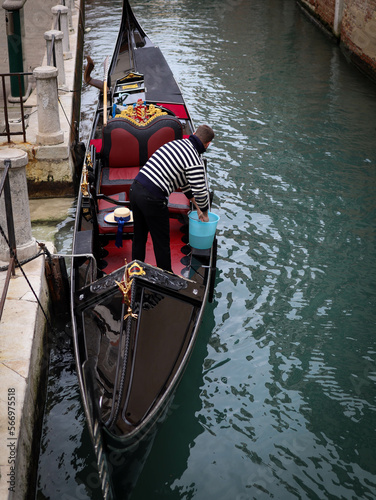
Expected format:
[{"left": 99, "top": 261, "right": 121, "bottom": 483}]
[{"left": 58, "top": 95, "right": 78, "bottom": 142}]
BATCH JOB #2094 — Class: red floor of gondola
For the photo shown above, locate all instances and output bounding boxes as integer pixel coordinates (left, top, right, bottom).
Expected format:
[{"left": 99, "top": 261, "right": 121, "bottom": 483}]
[{"left": 100, "top": 218, "right": 189, "bottom": 276}]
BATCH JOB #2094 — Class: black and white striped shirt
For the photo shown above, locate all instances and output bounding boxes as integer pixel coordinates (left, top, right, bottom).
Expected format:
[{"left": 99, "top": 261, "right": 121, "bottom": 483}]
[{"left": 136, "top": 138, "right": 210, "bottom": 212}]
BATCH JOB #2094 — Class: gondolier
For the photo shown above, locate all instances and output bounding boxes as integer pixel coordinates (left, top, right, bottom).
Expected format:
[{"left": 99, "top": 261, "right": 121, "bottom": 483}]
[{"left": 129, "top": 124, "right": 215, "bottom": 272}]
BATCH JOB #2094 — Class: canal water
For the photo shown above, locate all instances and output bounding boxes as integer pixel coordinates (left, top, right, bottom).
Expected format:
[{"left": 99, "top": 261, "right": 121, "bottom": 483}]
[{"left": 36, "top": 0, "right": 376, "bottom": 499}]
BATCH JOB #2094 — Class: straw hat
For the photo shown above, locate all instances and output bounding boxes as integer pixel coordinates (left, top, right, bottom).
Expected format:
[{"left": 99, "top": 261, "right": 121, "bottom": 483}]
[{"left": 104, "top": 207, "right": 133, "bottom": 224}]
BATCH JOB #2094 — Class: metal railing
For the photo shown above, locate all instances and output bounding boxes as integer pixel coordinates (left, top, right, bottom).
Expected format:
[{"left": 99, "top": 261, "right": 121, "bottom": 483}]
[
  {"left": 0, "top": 160, "right": 16, "bottom": 320},
  {"left": 0, "top": 72, "right": 33, "bottom": 143}
]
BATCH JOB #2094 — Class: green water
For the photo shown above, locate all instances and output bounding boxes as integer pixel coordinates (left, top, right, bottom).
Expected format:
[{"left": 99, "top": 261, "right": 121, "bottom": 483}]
[{"left": 36, "top": 1, "right": 376, "bottom": 499}]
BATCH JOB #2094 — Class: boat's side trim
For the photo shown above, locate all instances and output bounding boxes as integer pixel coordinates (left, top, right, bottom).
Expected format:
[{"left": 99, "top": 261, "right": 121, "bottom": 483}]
[{"left": 82, "top": 359, "right": 115, "bottom": 500}]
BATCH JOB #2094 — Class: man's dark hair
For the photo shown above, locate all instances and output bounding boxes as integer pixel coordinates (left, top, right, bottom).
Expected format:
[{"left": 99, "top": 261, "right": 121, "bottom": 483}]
[{"left": 195, "top": 125, "right": 215, "bottom": 144}]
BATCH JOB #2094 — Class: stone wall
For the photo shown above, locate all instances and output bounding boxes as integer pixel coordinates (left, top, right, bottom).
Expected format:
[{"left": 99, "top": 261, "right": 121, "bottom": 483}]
[
  {"left": 0, "top": 0, "right": 56, "bottom": 94},
  {"left": 297, "top": 0, "right": 376, "bottom": 83},
  {"left": 301, "top": 0, "right": 337, "bottom": 29},
  {"left": 340, "top": 0, "right": 376, "bottom": 80}
]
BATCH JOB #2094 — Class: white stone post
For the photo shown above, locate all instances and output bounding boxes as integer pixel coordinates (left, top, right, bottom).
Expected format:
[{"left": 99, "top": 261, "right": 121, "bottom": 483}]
[
  {"left": 0, "top": 149, "right": 38, "bottom": 264},
  {"left": 44, "top": 30, "right": 66, "bottom": 90},
  {"left": 33, "top": 66, "right": 64, "bottom": 145},
  {"left": 51, "top": 4, "right": 72, "bottom": 59},
  {"left": 67, "top": 0, "right": 74, "bottom": 31}
]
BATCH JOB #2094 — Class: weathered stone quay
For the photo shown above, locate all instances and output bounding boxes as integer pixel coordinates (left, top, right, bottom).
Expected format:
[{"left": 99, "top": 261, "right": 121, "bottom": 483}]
[{"left": 0, "top": 1, "right": 82, "bottom": 498}]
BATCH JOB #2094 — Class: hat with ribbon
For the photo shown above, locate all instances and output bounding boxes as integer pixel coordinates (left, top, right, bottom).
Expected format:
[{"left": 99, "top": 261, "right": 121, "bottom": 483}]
[{"left": 104, "top": 207, "right": 133, "bottom": 248}]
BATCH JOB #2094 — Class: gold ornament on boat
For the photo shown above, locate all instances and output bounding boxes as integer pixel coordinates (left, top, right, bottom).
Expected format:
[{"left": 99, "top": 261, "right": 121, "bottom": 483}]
[
  {"left": 81, "top": 164, "right": 89, "bottom": 197},
  {"left": 115, "top": 98, "right": 167, "bottom": 125},
  {"left": 85, "top": 152, "right": 93, "bottom": 169},
  {"left": 121, "top": 83, "right": 138, "bottom": 90},
  {"left": 115, "top": 261, "right": 144, "bottom": 321},
  {"left": 124, "top": 72, "right": 141, "bottom": 80},
  {"left": 129, "top": 263, "right": 146, "bottom": 278}
]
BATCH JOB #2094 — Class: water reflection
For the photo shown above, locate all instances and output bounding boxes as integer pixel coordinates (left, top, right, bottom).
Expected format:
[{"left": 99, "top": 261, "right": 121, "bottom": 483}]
[
  {"left": 130, "top": 302, "right": 216, "bottom": 499},
  {"left": 37, "top": 0, "right": 376, "bottom": 498},
  {"left": 36, "top": 317, "right": 103, "bottom": 500}
]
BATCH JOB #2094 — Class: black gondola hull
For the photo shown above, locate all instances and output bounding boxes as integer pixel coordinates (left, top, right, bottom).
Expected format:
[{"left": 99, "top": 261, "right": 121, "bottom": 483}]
[{"left": 71, "top": 1, "right": 217, "bottom": 498}]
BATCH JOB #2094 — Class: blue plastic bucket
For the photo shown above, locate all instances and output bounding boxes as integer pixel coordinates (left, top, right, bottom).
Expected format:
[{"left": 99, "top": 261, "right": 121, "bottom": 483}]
[{"left": 188, "top": 211, "right": 220, "bottom": 249}]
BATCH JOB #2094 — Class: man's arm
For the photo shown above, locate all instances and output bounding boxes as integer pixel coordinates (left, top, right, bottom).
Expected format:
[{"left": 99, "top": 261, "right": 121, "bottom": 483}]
[
  {"left": 185, "top": 163, "right": 210, "bottom": 218},
  {"left": 191, "top": 197, "right": 209, "bottom": 222}
]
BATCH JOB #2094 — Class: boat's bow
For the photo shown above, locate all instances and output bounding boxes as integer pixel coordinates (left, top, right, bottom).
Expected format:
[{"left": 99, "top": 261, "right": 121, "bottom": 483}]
[{"left": 74, "top": 261, "right": 206, "bottom": 446}]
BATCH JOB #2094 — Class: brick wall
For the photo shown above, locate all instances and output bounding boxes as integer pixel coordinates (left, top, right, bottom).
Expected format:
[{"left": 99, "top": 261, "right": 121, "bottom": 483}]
[
  {"left": 298, "top": 0, "right": 336, "bottom": 30},
  {"left": 298, "top": 0, "right": 376, "bottom": 82},
  {"left": 340, "top": 0, "right": 376, "bottom": 80},
  {"left": 315, "top": 0, "right": 336, "bottom": 29}
]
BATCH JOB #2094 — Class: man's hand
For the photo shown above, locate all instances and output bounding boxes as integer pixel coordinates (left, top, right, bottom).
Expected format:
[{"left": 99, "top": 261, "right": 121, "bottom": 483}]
[
  {"left": 198, "top": 210, "right": 209, "bottom": 222},
  {"left": 191, "top": 197, "right": 209, "bottom": 222}
]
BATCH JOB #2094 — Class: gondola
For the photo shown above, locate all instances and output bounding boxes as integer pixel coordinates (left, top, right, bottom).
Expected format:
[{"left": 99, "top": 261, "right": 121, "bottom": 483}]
[{"left": 70, "top": 1, "right": 217, "bottom": 498}]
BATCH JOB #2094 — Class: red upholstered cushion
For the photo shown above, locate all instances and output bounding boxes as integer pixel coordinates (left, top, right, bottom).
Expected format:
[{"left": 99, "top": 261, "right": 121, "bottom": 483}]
[
  {"left": 100, "top": 167, "right": 140, "bottom": 195},
  {"left": 90, "top": 138, "right": 102, "bottom": 152},
  {"left": 100, "top": 116, "right": 182, "bottom": 196},
  {"left": 156, "top": 103, "right": 189, "bottom": 119},
  {"left": 168, "top": 192, "right": 190, "bottom": 215},
  {"left": 108, "top": 167, "right": 140, "bottom": 181},
  {"left": 97, "top": 192, "right": 127, "bottom": 211},
  {"left": 109, "top": 129, "right": 139, "bottom": 167},
  {"left": 147, "top": 127, "right": 176, "bottom": 159}
]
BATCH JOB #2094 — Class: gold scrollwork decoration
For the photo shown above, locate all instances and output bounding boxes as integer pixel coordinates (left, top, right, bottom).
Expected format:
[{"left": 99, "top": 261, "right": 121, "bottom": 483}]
[
  {"left": 129, "top": 263, "right": 146, "bottom": 278},
  {"left": 86, "top": 152, "right": 93, "bottom": 169},
  {"left": 115, "top": 99, "right": 167, "bottom": 126},
  {"left": 81, "top": 164, "right": 89, "bottom": 197},
  {"left": 115, "top": 261, "right": 145, "bottom": 321}
]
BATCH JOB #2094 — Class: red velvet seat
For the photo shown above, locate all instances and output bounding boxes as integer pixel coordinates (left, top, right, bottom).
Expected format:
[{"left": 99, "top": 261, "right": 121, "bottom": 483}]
[
  {"left": 99, "top": 115, "right": 183, "bottom": 196},
  {"left": 97, "top": 193, "right": 189, "bottom": 236},
  {"left": 156, "top": 103, "right": 189, "bottom": 119},
  {"left": 97, "top": 192, "right": 127, "bottom": 212},
  {"left": 168, "top": 192, "right": 190, "bottom": 215}
]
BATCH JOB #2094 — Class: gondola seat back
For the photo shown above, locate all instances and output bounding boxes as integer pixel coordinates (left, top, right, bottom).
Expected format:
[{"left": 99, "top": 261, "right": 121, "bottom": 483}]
[{"left": 99, "top": 115, "right": 183, "bottom": 196}]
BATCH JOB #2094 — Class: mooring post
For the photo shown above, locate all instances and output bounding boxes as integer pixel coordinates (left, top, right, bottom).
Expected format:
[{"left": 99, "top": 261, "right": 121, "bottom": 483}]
[
  {"left": 67, "top": 0, "right": 74, "bottom": 31},
  {"left": 44, "top": 30, "right": 67, "bottom": 90},
  {"left": 0, "top": 149, "right": 38, "bottom": 265},
  {"left": 33, "top": 65, "right": 64, "bottom": 145},
  {"left": 2, "top": 0, "right": 27, "bottom": 99},
  {"left": 44, "top": 249, "right": 70, "bottom": 314},
  {"left": 51, "top": 4, "right": 72, "bottom": 60}
]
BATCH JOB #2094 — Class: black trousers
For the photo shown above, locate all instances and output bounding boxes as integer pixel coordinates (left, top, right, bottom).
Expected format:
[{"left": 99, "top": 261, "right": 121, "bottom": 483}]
[{"left": 129, "top": 180, "right": 172, "bottom": 272}]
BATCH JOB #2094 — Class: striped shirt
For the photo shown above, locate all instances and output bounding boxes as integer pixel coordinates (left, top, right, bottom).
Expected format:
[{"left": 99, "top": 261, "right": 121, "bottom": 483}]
[{"left": 136, "top": 138, "right": 210, "bottom": 212}]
